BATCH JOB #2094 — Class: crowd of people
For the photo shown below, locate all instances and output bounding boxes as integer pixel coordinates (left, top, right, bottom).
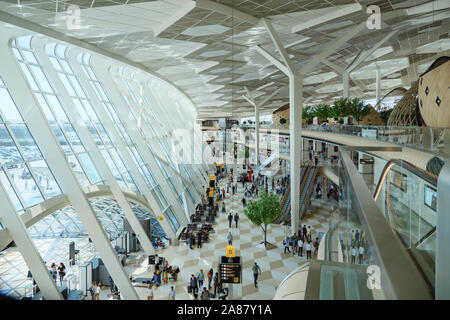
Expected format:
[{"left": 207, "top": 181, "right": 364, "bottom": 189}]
[
  {"left": 283, "top": 225, "right": 319, "bottom": 260},
  {"left": 187, "top": 268, "right": 219, "bottom": 300}
]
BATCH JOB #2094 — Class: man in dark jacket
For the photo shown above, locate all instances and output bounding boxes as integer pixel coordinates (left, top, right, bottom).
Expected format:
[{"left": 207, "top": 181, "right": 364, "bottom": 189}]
[
  {"left": 234, "top": 213, "right": 240, "bottom": 228},
  {"left": 228, "top": 212, "right": 233, "bottom": 228}
]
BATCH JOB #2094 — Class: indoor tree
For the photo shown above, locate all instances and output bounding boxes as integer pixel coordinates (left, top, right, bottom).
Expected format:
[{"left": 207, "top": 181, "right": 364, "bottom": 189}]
[
  {"left": 332, "top": 97, "right": 352, "bottom": 119},
  {"left": 350, "top": 98, "right": 372, "bottom": 124},
  {"left": 244, "top": 191, "right": 281, "bottom": 248},
  {"left": 312, "top": 104, "right": 331, "bottom": 122}
]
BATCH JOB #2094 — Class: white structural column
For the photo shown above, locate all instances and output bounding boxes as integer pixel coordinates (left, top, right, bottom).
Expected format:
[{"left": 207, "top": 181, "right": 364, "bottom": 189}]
[
  {"left": 0, "top": 39, "right": 139, "bottom": 300},
  {"left": 35, "top": 41, "right": 155, "bottom": 256},
  {"left": 67, "top": 50, "right": 176, "bottom": 240},
  {"left": 376, "top": 68, "right": 381, "bottom": 105},
  {"left": 257, "top": 18, "right": 365, "bottom": 235},
  {"left": 243, "top": 87, "right": 259, "bottom": 166},
  {"left": 343, "top": 71, "right": 350, "bottom": 99},
  {"left": 0, "top": 185, "right": 63, "bottom": 300}
]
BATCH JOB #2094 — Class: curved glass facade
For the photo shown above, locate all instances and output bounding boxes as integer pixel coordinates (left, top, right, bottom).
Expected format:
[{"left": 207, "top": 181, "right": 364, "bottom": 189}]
[{"left": 0, "top": 31, "right": 206, "bottom": 299}]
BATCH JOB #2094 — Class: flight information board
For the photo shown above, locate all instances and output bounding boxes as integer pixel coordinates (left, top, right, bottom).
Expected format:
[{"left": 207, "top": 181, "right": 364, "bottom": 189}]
[{"left": 219, "top": 256, "right": 242, "bottom": 284}]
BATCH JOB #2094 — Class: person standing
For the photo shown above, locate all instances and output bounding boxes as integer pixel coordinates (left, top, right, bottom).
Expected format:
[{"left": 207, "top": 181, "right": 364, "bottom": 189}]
[
  {"left": 228, "top": 212, "right": 233, "bottom": 228},
  {"left": 146, "top": 284, "right": 154, "bottom": 300},
  {"left": 307, "top": 226, "right": 312, "bottom": 242},
  {"left": 207, "top": 269, "right": 213, "bottom": 289},
  {"left": 168, "top": 286, "right": 176, "bottom": 300},
  {"left": 241, "top": 197, "right": 246, "bottom": 208},
  {"left": 358, "top": 245, "right": 365, "bottom": 264},
  {"left": 298, "top": 237, "right": 303, "bottom": 257},
  {"left": 351, "top": 247, "right": 357, "bottom": 264},
  {"left": 94, "top": 282, "right": 101, "bottom": 300},
  {"left": 252, "top": 262, "right": 261, "bottom": 288},
  {"left": 306, "top": 242, "right": 312, "bottom": 260},
  {"left": 227, "top": 232, "right": 233, "bottom": 245},
  {"left": 201, "top": 287, "right": 210, "bottom": 300},
  {"left": 234, "top": 212, "right": 240, "bottom": 228},
  {"left": 302, "top": 225, "right": 307, "bottom": 239},
  {"left": 108, "top": 275, "right": 114, "bottom": 293},
  {"left": 198, "top": 269, "right": 205, "bottom": 289},
  {"left": 50, "top": 263, "right": 57, "bottom": 282},
  {"left": 283, "top": 238, "right": 290, "bottom": 254}
]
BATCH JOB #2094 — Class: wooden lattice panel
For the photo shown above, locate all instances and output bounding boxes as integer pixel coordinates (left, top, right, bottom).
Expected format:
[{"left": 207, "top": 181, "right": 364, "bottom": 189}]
[{"left": 387, "top": 81, "right": 419, "bottom": 126}]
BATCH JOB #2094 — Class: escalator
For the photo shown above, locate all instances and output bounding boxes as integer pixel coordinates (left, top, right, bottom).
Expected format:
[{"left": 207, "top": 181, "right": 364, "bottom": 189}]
[
  {"left": 274, "top": 166, "right": 319, "bottom": 225},
  {"left": 372, "top": 159, "right": 437, "bottom": 288}
]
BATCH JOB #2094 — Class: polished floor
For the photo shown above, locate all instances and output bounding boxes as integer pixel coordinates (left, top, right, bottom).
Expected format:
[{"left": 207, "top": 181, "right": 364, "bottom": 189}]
[{"left": 95, "top": 168, "right": 335, "bottom": 300}]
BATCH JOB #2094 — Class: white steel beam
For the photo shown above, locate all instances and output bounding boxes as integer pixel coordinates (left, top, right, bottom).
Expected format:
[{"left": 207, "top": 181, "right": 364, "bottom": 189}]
[
  {"left": 300, "top": 22, "right": 367, "bottom": 75},
  {"left": 196, "top": 0, "right": 260, "bottom": 25},
  {"left": 323, "top": 59, "right": 345, "bottom": 74},
  {"left": 153, "top": 0, "right": 196, "bottom": 36},
  {"left": 68, "top": 51, "right": 177, "bottom": 239},
  {"left": 291, "top": 3, "right": 362, "bottom": 33},
  {"left": 0, "top": 185, "right": 63, "bottom": 300},
  {"left": 376, "top": 68, "right": 381, "bottom": 104},
  {"left": 254, "top": 45, "right": 290, "bottom": 76},
  {"left": 262, "top": 18, "right": 297, "bottom": 75},
  {"left": 36, "top": 41, "right": 155, "bottom": 257},
  {"left": 0, "top": 39, "right": 139, "bottom": 300}
]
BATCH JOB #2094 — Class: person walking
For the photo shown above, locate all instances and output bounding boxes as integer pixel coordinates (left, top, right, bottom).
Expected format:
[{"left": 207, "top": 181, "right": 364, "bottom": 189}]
[
  {"left": 108, "top": 275, "right": 114, "bottom": 293},
  {"left": 234, "top": 212, "right": 240, "bottom": 228},
  {"left": 57, "top": 263, "right": 66, "bottom": 284},
  {"left": 146, "top": 284, "right": 154, "bottom": 300},
  {"left": 228, "top": 212, "right": 233, "bottom": 228},
  {"left": 298, "top": 237, "right": 304, "bottom": 257},
  {"left": 169, "top": 286, "right": 176, "bottom": 300},
  {"left": 307, "top": 226, "right": 312, "bottom": 242},
  {"left": 283, "top": 237, "right": 290, "bottom": 254},
  {"left": 190, "top": 274, "right": 198, "bottom": 298},
  {"left": 302, "top": 225, "right": 307, "bottom": 239},
  {"left": 313, "top": 237, "right": 319, "bottom": 256},
  {"left": 198, "top": 269, "right": 205, "bottom": 289},
  {"left": 306, "top": 242, "right": 312, "bottom": 260},
  {"left": 50, "top": 263, "right": 57, "bottom": 282},
  {"left": 197, "top": 231, "right": 202, "bottom": 248},
  {"left": 290, "top": 235, "right": 296, "bottom": 255},
  {"left": 213, "top": 272, "right": 220, "bottom": 297},
  {"left": 207, "top": 268, "right": 213, "bottom": 289},
  {"left": 189, "top": 231, "right": 193, "bottom": 250},
  {"left": 227, "top": 232, "right": 233, "bottom": 245},
  {"left": 252, "top": 262, "right": 261, "bottom": 288}
]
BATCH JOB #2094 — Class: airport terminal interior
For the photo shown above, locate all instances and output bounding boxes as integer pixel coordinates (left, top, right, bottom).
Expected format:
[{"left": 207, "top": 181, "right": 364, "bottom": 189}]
[{"left": 0, "top": 0, "right": 449, "bottom": 300}]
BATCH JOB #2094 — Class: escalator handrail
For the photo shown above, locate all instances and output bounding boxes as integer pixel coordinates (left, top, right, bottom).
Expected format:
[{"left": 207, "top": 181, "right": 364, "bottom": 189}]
[{"left": 372, "top": 158, "right": 437, "bottom": 248}]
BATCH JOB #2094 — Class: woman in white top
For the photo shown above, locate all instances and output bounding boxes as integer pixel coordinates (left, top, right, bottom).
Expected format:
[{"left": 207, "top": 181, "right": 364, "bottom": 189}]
[
  {"left": 94, "top": 282, "right": 101, "bottom": 300},
  {"left": 297, "top": 238, "right": 303, "bottom": 257},
  {"left": 147, "top": 284, "right": 154, "bottom": 300},
  {"left": 168, "top": 286, "right": 175, "bottom": 300},
  {"left": 306, "top": 242, "right": 312, "bottom": 259}
]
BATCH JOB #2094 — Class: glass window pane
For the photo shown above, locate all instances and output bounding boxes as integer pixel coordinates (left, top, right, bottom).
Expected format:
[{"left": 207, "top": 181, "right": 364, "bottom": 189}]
[
  {"left": 59, "top": 60, "right": 72, "bottom": 74},
  {"left": 12, "top": 48, "right": 23, "bottom": 60},
  {"left": 0, "top": 88, "right": 23, "bottom": 123},
  {"left": 17, "top": 36, "right": 32, "bottom": 49},
  {"left": 101, "top": 149, "right": 119, "bottom": 176},
  {"left": 48, "top": 57, "right": 62, "bottom": 71},
  {"left": 78, "top": 152, "right": 102, "bottom": 185},
  {"left": 58, "top": 73, "right": 76, "bottom": 96},
  {"left": 0, "top": 124, "right": 21, "bottom": 164},
  {"left": 68, "top": 75, "right": 86, "bottom": 98},
  {"left": 19, "top": 62, "right": 39, "bottom": 91},
  {"left": 61, "top": 124, "right": 85, "bottom": 153},
  {"left": 29, "top": 65, "right": 53, "bottom": 93},
  {"left": 28, "top": 159, "right": 61, "bottom": 198},
  {"left": 0, "top": 169, "right": 24, "bottom": 212},
  {"left": 45, "top": 94, "right": 68, "bottom": 122},
  {"left": 72, "top": 98, "right": 89, "bottom": 122},
  {"left": 34, "top": 93, "right": 55, "bottom": 121},
  {"left": 15, "top": 165, "right": 44, "bottom": 207},
  {"left": 21, "top": 50, "right": 38, "bottom": 64},
  {"left": 9, "top": 124, "right": 43, "bottom": 161},
  {"left": 67, "top": 154, "right": 89, "bottom": 186},
  {"left": 50, "top": 124, "right": 72, "bottom": 154}
]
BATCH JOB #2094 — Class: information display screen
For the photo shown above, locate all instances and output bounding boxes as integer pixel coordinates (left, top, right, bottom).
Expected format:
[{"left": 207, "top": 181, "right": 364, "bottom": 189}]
[
  {"left": 424, "top": 185, "right": 437, "bottom": 211},
  {"left": 219, "top": 263, "right": 242, "bottom": 284}
]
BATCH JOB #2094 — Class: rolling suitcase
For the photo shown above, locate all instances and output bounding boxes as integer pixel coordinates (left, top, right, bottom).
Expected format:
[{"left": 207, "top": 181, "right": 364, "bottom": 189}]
[{"left": 187, "top": 285, "right": 192, "bottom": 293}]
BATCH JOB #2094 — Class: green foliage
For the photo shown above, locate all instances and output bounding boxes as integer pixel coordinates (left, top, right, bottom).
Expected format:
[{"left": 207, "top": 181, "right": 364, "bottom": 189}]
[
  {"left": 312, "top": 104, "right": 331, "bottom": 122},
  {"left": 332, "top": 97, "right": 352, "bottom": 118},
  {"left": 279, "top": 118, "right": 287, "bottom": 124},
  {"left": 243, "top": 121, "right": 247, "bottom": 124},
  {"left": 244, "top": 191, "right": 281, "bottom": 247},
  {"left": 379, "top": 109, "right": 393, "bottom": 125},
  {"left": 349, "top": 98, "right": 371, "bottom": 124}
]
